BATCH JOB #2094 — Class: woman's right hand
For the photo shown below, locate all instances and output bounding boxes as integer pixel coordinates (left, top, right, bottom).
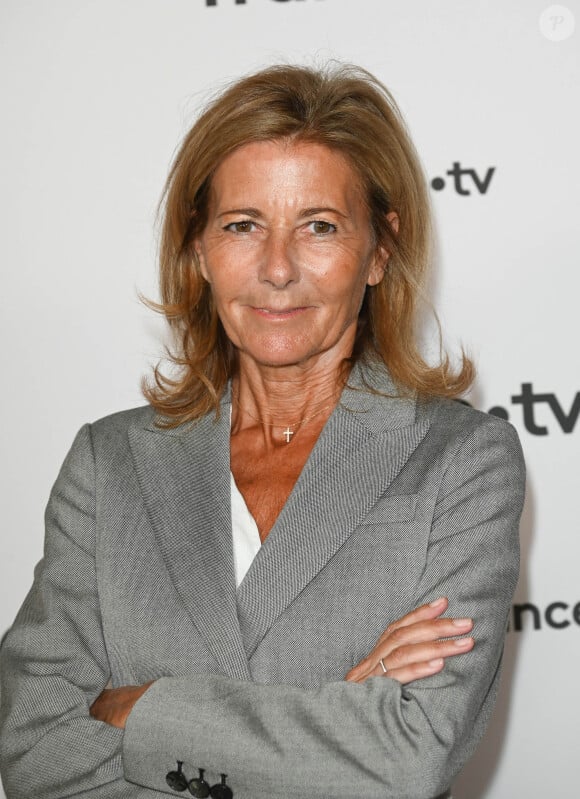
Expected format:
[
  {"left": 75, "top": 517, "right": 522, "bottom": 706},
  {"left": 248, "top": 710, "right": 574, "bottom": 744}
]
[{"left": 345, "top": 597, "right": 474, "bottom": 685}]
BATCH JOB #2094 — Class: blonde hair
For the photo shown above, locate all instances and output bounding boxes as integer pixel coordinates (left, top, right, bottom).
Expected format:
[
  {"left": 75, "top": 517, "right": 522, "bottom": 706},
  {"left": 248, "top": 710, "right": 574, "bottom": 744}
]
[{"left": 144, "top": 63, "right": 474, "bottom": 424}]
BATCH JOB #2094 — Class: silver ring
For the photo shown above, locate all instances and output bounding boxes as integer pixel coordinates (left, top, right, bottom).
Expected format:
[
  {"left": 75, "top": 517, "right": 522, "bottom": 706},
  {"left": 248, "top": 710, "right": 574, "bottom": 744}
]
[{"left": 379, "top": 658, "right": 388, "bottom": 674}]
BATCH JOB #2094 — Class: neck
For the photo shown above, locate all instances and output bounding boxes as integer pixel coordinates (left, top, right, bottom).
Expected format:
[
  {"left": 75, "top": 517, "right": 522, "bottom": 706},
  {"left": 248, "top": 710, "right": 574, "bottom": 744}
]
[{"left": 231, "top": 356, "right": 350, "bottom": 445}]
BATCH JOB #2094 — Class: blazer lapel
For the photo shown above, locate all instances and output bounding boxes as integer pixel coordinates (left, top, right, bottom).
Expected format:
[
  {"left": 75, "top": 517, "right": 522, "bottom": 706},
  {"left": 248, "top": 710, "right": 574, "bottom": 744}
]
[
  {"left": 128, "top": 395, "right": 251, "bottom": 681},
  {"left": 236, "top": 362, "right": 430, "bottom": 659}
]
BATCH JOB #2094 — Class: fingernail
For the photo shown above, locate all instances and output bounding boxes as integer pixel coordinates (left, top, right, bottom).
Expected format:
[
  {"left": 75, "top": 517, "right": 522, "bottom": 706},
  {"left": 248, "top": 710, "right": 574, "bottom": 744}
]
[
  {"left": 454, "top": 637, "right": 473, "bottom": 648},
  {"left": 429, "top": 597, "right": 446, "bottom": 607},
  {"left": 428, "top": 658, "right": 444, "bottom": 668},
  {"left": 452, "top": 618, "right": 473, "bottom": 629}
]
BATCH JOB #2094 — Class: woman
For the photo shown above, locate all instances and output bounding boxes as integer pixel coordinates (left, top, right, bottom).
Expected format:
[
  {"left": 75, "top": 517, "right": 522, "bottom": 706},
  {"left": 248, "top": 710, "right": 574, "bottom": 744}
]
[{"left": 0, "top": 65, "right": 524, "bottom": 799}]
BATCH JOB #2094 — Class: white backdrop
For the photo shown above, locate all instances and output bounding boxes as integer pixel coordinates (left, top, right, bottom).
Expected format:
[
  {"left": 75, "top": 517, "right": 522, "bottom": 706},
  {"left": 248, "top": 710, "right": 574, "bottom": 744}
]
[{"left": 1, "top": 1, "right": 578, "bottom": 797}]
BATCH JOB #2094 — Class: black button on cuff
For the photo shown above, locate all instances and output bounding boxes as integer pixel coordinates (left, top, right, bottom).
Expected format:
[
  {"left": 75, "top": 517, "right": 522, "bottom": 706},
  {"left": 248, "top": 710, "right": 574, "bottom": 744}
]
[
  {"left": 189, "top": 767, "right": 211, "bottom": 797},
  {"left": 166, "top": 761, "right": 188, "bottom": 792},
  {"left": 210, "top": 774, "right": 233, "bottom": 799}
]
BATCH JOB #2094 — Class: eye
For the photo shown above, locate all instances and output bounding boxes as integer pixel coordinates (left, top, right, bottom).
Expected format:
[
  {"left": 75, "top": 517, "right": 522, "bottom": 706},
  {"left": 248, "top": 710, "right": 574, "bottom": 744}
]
[
  {"left": 224, "top": 220, "right": 256, "bottom": 233},
  {"left": 308, "top": 220, "right": 337, "bottom": 235}
]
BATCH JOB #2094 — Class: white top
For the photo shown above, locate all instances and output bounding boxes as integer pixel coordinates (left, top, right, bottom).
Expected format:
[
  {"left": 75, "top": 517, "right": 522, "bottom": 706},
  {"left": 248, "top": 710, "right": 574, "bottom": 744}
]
[{"left": 230, "top": 471, "right": 262, "bottom": 587}]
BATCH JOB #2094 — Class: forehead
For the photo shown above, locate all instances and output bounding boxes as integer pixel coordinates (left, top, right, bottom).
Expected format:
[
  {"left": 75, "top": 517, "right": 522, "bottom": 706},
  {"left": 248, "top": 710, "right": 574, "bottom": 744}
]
[{"left": 208, "top": 139, "right": 366, "bottom": 205}]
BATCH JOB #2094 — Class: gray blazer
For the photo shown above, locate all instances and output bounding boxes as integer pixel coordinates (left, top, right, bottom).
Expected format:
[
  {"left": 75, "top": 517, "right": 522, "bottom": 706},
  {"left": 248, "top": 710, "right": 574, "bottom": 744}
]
[{"left": 0, "top": 362, "right": 525, "bottom": 799}]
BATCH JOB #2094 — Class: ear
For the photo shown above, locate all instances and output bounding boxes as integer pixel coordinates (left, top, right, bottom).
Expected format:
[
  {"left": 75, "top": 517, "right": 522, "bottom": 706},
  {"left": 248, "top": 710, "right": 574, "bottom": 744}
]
[
  {"left": 386, "top": 210, "right": 399, "bottom": 236},
  {"left": 366, "top": 211, "right": 399, "bottom": 287},
  {"left": 366, "top": 247, "right": 388, "bottom": 287},
  {"left": 194, "top": 238, "right": 211, "bottom": 283}
]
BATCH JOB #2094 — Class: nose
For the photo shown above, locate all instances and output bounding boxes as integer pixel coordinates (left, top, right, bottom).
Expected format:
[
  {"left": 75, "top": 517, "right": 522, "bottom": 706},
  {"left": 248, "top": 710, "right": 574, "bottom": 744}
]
[{"left": 258, "top": 229, "right": 299, "bottom": 288}]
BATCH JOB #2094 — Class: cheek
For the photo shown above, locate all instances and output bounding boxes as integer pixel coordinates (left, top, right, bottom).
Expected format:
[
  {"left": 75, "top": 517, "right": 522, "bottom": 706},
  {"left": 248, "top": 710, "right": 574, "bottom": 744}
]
[
  {"left": 201, "top": 240, "right": 259, "bottom": 290},
  {"left": 325, "top": 257, "right": 375, "bottom": 304},
  {"left": 312, "top": 275, "right": 369, "bottom": 333}
]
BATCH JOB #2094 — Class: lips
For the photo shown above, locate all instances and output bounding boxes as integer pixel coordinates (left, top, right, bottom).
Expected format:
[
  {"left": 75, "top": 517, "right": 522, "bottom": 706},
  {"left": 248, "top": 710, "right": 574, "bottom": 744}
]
[{"left": 251, "top": 306, "right": 311, "bottom": 318}]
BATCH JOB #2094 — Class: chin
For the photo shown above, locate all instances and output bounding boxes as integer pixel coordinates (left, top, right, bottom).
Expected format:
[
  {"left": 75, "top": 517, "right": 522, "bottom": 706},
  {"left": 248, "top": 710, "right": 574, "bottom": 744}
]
[
  {"left": 238, "top": 335, "right": 319, "bottom": 369},
  {"left": 247, "top": 352, "right": 313, "bottom": 370}
]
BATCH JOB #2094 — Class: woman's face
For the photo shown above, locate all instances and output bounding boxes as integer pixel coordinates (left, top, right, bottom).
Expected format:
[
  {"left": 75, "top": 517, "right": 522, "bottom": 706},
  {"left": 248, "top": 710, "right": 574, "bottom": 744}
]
[{"left": 195, "top": 139, "right": 386, "bottom": 372}]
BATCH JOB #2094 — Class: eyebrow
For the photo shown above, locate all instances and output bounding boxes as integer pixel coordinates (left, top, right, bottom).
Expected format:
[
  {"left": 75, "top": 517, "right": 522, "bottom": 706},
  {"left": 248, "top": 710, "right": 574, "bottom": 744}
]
[
  {"left": 299, "top": 207, "right": 349, "bottom": 219},
  {"left": 217, "top": 208, "right": 261, "bottom": 219},
  {"left": 217, "top": 206, "right": 349, "bottom": 219}
]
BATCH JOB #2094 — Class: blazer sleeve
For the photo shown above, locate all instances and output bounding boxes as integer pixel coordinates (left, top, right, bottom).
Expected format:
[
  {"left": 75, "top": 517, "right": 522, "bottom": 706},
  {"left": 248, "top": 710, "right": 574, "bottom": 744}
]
[
  {"left": 122, "top": 416, "right": 525, "bottom": 799},
  {"left": 0, "top": 425, "right": 162, "bottom": 799}
]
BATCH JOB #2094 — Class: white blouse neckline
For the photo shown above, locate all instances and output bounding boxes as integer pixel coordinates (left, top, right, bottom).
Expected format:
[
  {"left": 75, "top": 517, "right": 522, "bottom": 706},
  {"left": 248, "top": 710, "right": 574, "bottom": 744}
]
[{"left": 230, "top": 471, "right": 262, "bottom": 587}]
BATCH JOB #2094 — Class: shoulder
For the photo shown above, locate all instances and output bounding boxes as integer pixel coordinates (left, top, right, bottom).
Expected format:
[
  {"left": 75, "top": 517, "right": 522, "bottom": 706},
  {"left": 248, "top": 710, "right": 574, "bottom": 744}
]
[
  {"left": 353, "top": 359, "right": 524, "bottom": 473},
  {"left": 44, "top": 407, "right": 158, "bottom": 541},
  {"left": 60, "top": 405, "right": 157, "bottom": 468},
  {"left": 420, "top": 395, "right": 522, "bottom": 450},
  {"left": 89, "top": 404, "right": 156, "bottom": 438},
  {"left": 418, "top": 396, "right": 526, "bottom": 497}
]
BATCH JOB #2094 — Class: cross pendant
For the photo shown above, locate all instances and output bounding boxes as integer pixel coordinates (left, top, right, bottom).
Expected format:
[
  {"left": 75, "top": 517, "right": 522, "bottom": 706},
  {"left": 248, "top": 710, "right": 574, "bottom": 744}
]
[{"left": 283, "top": 426, "right": 294, "bottom": 443}]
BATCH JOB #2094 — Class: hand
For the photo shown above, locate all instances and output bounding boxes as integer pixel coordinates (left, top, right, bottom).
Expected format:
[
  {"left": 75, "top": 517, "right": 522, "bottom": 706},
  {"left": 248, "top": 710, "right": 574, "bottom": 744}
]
[
  {"left": 345, "top": 597, "right": 474, "bottom": 685},
  {"left": 89, "top": 681, "right": 154, "bottom": 729}
]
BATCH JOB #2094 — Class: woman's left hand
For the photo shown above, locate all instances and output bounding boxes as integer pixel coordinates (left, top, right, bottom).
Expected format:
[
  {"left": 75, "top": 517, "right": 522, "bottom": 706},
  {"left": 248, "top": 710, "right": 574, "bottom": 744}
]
[{"left": 89, "top": 681, "right": 154, "bottom": 729}]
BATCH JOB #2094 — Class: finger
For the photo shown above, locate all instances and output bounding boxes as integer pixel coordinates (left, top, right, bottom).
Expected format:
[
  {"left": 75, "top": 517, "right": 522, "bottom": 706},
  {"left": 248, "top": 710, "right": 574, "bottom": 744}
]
[
  {"left": 378, "top": 617, "right": 474, "bottom": 650},
  {"left": 364, "top": 657, "right": 446, "bottom": 685},
  {"left": 345, "top": 598, "right": 449, "bottom": 681},
  {"left": 352, "top": 623, "right": 473, "bottom": 681},
  {"left": 375, "top": 597, "right": 449, "bottom": 645},
  {"left": 346, "top": 616, "right": 473, "bottom": 681},
  {"left": 348, "top": 636, "right": 475, "bottom": 684}
]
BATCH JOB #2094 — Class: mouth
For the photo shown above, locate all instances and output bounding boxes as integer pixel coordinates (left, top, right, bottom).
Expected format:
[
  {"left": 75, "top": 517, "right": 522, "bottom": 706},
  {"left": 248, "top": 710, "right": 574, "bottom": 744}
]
[{"left": 251, "top": 306, "right": 312, "bottom": 319}]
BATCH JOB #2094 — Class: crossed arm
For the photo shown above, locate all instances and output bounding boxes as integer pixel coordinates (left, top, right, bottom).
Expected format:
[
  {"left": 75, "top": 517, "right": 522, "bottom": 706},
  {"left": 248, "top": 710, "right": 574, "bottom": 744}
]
[{"left": 89, "top": 597, "right": 474, "bottom": 729}]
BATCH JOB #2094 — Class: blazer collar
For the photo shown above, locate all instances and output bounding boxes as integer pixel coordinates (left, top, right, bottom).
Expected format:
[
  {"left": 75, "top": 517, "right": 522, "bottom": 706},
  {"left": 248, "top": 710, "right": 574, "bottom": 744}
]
[
  {"left": 128, "top": 385, "right": 251, "bottom": 681},
  {"left": 129, "top": 360, "right": 429, "bottom": 670}
]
